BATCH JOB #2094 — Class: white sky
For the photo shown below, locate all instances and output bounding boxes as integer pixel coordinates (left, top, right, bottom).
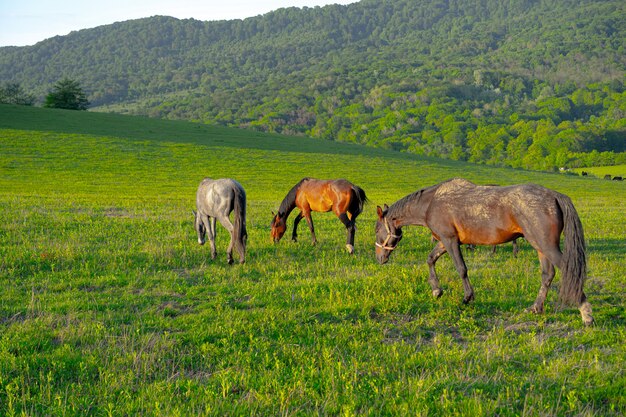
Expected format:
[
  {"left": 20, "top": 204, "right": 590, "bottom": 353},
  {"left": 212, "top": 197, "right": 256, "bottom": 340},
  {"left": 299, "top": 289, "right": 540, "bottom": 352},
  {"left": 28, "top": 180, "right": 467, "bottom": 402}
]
[{"left": 0, "top": 0, "right": 357, "bottom": 47}]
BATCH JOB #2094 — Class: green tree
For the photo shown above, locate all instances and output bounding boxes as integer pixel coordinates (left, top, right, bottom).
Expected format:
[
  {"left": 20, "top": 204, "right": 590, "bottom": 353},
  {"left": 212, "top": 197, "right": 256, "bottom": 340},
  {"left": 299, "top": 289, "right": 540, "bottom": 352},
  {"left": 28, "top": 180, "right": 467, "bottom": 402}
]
[
  {"left": 0, "top": 82, "right": 35, "bottom": 106},
  {"left": 44, "top": 78, "right": 89, "bottom": 110}
]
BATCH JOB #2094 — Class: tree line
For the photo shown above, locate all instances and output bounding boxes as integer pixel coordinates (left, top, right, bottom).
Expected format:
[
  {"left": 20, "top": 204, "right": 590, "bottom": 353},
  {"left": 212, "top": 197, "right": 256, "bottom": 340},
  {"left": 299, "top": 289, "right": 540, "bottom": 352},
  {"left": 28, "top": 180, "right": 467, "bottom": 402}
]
[
  {"left": 1, "top": 79, "right": 88, "bottom": 110},
  {"left": 1, "top": 0, "right": 624, "bottom": 170}
]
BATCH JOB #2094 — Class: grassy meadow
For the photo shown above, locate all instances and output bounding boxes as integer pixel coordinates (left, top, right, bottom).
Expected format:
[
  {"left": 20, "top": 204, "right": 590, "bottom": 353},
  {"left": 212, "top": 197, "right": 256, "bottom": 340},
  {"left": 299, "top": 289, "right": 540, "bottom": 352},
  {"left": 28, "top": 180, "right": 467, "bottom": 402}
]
[
  {"left": 571, "top": 165, "right": 626, "bottom": 180},
  {"left": 1, "top": 104, "right": 625, "bottom": 416}
]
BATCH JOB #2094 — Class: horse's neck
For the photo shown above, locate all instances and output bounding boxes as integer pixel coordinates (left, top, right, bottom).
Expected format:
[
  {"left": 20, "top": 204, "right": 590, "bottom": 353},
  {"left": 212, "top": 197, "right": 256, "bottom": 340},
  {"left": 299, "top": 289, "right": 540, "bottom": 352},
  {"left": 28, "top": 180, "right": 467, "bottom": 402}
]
[
  {"left": 390, "top": 187, "right": 434, "bottom": 227},
  {"left": 278, "top": 196, "right": 297, "bottom": 219}
]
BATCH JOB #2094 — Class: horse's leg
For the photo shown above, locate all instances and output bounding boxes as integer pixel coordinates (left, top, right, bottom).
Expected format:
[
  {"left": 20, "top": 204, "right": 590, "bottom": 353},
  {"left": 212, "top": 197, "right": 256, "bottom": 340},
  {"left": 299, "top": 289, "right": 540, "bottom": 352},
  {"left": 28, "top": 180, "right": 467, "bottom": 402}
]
[
  {"left": 427, "top": 241, "right": 447, "bottom": 299},
  {"left": 540, "top": 240, "right": 595, "bottom": 325},
  {"left": 579, "top": 292, "right": 593, "bottom": 326},
  {"left": 338, "top": 213, "right": 355, "bottom": 254},
  {"left": 541, "top": 246, "right": 593, "bottom": 325},
  {"left": 303, "top": 210, "right": 317, "bottom": 245},
  {"left": 201, "top": 216, "right": 217, "bottom": 260},
  {"left": 292, "top": 212, "right": 303, "bottom": 242},
  {"left": 512, "top": 238, "right": 519, "bottom": 258},
  {"left": 529, "top": 252, "right": 555, "bottom": 314},
  {"left": 444, "top": 239, "right": 474, "bottom": 304},
  {"left": 217, "top": 215, "right": 235, "bottom": 264},
  {"left": 208, "top": 216, "right": 217, "bottom": 260}
]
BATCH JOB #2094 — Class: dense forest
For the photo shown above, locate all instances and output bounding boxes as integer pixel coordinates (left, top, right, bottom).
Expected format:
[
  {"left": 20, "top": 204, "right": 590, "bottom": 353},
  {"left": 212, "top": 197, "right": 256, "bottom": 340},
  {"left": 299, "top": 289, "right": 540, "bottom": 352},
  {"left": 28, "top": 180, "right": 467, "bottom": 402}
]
[{"left": 1, "top": 0, "right": 625, "bottom": 170}]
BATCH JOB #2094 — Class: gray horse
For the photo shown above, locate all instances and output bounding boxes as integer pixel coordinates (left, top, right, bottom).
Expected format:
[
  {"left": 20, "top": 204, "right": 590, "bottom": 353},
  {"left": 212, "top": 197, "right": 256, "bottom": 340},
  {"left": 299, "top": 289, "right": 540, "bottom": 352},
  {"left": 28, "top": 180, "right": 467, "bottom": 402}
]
[{"left": 194, "top": 178, "right": 247, "bottom": 264}]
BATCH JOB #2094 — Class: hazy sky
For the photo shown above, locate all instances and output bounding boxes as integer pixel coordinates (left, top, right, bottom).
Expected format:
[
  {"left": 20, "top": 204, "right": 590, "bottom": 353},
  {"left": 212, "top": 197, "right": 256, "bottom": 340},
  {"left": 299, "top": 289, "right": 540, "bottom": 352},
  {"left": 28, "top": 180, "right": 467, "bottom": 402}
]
[{"left": 0, "top": 0, "right": 357, "bottom": 47}]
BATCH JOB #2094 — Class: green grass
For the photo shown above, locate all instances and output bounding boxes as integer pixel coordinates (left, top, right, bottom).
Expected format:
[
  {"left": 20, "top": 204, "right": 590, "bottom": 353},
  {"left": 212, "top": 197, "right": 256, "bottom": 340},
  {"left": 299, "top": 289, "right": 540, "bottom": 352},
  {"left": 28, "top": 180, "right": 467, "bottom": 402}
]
[
  {"left": 571, "top": 165, "right": 626, "bottom": 179},
  {"left": 1, "top": 104, "right": 625, "bottom": 416}
]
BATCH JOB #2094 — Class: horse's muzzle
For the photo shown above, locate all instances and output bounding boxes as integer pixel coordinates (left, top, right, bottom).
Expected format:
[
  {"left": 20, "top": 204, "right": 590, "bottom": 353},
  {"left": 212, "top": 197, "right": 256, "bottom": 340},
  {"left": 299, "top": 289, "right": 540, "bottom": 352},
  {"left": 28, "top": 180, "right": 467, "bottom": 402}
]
[{"left": 376, "top": 253, "right": 389, "bottom": 264}]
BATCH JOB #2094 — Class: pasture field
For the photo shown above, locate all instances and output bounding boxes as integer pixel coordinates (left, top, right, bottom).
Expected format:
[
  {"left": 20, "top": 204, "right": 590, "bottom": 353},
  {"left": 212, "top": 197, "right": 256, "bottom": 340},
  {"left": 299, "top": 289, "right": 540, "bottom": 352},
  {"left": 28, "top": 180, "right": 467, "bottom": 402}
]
[
  {"left": 1, "top": 104, "right": 625, "bottom": 416},
  {"left": 571, "top": 165, "right": 626, "bottom": 180}
]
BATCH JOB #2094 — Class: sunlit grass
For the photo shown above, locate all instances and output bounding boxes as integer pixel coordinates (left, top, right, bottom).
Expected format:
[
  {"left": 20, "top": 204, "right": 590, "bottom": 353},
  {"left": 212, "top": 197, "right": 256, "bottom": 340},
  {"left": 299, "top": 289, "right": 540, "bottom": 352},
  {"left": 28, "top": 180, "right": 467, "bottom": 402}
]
[{"left": 0, "top": 106, "right": 624, "bottom": 416}]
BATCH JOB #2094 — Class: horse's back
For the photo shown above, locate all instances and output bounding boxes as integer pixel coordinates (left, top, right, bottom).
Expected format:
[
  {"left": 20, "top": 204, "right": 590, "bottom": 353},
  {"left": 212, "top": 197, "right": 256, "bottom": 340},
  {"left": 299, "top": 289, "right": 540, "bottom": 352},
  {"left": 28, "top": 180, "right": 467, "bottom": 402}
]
[
  {"left": 434, "top": 180, "right": 556, "bottom": 210},
  {"left": 196, "top": 178, "right": 244, "bottom": 216},
  {"left": 428, "top": 180, "right": 561, "bottom": 245},
  {"left": 295, "top": 178, "right": 357, "bottom": 213}
]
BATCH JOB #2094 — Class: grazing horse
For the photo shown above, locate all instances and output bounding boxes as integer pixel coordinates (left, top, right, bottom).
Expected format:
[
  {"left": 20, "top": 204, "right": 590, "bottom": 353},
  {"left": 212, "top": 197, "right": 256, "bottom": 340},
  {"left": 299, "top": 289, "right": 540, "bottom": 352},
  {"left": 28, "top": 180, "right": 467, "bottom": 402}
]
[
  {"left": 271, "top": 178, "right": 367, "bottom": 254},
  {"left": 375, "top": 178, "right": 593, "bottom": 325},
  {"left": 194, "top": 178, "right": 247, "bottom": 264}
]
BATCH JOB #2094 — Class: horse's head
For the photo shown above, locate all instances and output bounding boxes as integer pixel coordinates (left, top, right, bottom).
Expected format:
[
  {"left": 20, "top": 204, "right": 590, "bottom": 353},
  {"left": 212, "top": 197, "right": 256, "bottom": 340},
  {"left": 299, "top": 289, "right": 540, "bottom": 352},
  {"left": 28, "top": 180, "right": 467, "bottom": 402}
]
[
  {"left": 375, "top": 205, "right": 402, "bottom": 264},
  {"left": 193, "top": 210, "right": 206, "bottom": 245},
  {"left": 270, "top": 212, "right": 287, "bottom": 243}
]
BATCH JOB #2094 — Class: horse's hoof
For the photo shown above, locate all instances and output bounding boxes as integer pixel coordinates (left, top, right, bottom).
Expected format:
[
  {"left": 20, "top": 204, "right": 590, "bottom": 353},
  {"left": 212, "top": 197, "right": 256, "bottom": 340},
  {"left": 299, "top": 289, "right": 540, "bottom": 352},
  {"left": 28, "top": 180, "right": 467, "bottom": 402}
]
[
  {"left": 227, "top": 258, "right": 234, "bottom": 265},
  {"left": 527, "top": 305, "right": 543, "bottom": 314},
  {"left": 432, "top": 289, "right": 443, "bottom": 299},
  {"left": 462, "top": 294, "right": 474, "bottom": 304},
  {"left": 239, "top": 259, "right": 245, "bottom": 264},
  {"left": 346, "top": 244, "right": 354, "bottom": 254},
  {"left": 580, "top": 302, "right": 593, "bottom": 326}
]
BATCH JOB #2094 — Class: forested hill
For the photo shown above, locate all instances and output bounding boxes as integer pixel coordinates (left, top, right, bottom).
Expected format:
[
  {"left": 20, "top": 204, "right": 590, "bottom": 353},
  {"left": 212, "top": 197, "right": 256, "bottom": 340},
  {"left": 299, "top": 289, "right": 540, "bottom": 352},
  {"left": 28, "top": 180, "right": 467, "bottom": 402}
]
[{"left": 1, "top": 0, "right": 625, "bottom": 170}]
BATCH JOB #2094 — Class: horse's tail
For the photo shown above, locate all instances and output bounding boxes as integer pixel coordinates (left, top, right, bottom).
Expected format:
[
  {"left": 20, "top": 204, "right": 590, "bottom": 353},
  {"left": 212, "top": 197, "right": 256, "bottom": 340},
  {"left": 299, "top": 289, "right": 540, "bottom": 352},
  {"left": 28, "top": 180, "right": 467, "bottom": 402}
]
[
  {"left": 232, "top": 183, "right": 247, "bottom": 257},
  {"left": 555, "top": 192, "right": 586, "bottom": 305},
  {"left": 350, "top": 184, "right": 368, "bottom": 218}
]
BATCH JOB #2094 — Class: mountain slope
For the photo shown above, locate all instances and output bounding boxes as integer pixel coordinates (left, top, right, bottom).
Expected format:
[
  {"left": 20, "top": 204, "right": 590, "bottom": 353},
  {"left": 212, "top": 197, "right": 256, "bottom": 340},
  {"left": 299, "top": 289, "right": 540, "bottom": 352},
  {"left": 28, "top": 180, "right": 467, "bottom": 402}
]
[
  {"left": 1, "top": 0, "right": 624, "bottom": 170},
  {"left": 2, "top": 0, "right": 624, "bottom": 104}
]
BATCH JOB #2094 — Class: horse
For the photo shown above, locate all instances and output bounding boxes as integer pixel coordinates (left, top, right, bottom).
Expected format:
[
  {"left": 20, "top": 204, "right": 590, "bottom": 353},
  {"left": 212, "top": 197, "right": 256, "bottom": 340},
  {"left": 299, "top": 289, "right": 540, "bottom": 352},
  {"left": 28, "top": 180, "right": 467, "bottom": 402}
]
[
  {"left": 194, "top": 178, "right": 247, "bottom": 264},
  {"left": 375, "top": 178, "right": 593, "bottom": 326},
  {"left": 271, "top": 178, "right": 367, "bottom": 254}
]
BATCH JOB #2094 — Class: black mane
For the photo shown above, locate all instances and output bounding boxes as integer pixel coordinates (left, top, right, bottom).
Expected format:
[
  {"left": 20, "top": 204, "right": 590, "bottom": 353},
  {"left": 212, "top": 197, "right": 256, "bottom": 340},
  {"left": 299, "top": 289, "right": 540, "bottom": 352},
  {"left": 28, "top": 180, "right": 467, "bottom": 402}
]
[{"left": 278, "top": 177, "right": 310, "bottom": 217}]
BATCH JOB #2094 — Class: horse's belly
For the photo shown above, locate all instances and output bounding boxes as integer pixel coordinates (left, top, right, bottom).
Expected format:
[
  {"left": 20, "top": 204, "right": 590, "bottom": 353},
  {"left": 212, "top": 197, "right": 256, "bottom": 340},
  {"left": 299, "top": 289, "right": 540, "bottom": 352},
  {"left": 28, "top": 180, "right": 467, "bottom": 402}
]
[
  {"left": 309, "top": 200, "right": 333, "bottom": 212},
  {"left": 458, "top": 229, "right": 520, "bottom": 245}
]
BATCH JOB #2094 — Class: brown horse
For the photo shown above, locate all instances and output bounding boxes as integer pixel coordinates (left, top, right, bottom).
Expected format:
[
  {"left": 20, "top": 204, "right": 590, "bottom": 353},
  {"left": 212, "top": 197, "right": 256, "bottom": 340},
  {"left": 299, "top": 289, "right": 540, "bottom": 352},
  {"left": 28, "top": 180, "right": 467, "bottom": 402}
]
[
  {"left": 375, "top": 178, "right": 593, "bottom": 325},
  {"left": 271, "top": 178, "right": 367, "bottom": 253}
]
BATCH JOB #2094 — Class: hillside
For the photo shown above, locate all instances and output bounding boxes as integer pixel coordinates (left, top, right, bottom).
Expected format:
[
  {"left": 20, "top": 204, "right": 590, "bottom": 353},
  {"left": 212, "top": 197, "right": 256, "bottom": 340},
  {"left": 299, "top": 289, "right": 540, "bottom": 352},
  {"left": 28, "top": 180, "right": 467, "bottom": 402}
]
[{"left": 1, "top": 0, "right": 625, "bottom": 170}]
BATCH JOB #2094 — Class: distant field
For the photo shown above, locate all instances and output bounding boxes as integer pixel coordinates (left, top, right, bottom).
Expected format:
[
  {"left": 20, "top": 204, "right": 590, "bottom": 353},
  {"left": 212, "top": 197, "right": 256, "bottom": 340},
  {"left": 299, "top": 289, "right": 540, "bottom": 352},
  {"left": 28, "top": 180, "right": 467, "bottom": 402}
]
[
  {"left": 571, "top": 165, "right": 626, "bottom": 179},
  {"left": 1, "top": 105, "right": 624, "bottom": 416}
]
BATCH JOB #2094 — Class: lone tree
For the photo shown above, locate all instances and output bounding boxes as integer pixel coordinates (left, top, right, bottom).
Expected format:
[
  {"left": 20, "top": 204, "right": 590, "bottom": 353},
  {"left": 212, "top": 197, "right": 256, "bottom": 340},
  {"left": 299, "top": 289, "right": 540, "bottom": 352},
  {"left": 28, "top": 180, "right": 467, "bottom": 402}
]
[{"left": 44, "top": 78, "right": 89, "bottom": 110}]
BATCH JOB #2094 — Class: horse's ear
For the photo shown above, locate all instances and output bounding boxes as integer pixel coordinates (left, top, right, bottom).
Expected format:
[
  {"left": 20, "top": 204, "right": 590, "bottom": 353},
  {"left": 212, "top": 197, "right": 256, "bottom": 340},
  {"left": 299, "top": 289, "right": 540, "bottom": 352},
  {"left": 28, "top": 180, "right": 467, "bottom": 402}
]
[
  {"left": 376, "top": 206, "right": 384, "bottom": 219},
  {"left": 384, "top": 204, "right": 389, "bottom": 211},
  {"left": 192, "top": 209, "right": 197, "bottom": 217},
  {"left": 272, "top": 211, "right": 276, "bottom": 217}
]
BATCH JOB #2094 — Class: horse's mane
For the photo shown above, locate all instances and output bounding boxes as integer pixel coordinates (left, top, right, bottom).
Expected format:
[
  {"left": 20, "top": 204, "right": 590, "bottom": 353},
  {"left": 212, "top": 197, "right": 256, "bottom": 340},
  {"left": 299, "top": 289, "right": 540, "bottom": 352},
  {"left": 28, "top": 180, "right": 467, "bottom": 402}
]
[
  {"left": 388, "top": 179, "right": 471, "bottom": 218},
  {"left": 388, "top": 189, "right": 424, "bottom": 218},
  {"left": 278, "top": 177, "right": 311, "bottom": 217}
]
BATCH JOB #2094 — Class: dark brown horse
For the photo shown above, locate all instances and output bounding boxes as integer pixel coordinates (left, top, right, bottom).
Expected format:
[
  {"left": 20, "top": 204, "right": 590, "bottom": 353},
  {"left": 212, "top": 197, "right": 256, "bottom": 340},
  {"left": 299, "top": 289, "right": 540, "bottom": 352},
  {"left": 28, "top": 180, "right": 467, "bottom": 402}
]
[
  {"left": 271, "top": 178, "right": 367, "bottom": 253},
  {"left": 375, "top": 178, "right": 593, "bottom": 325}
]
